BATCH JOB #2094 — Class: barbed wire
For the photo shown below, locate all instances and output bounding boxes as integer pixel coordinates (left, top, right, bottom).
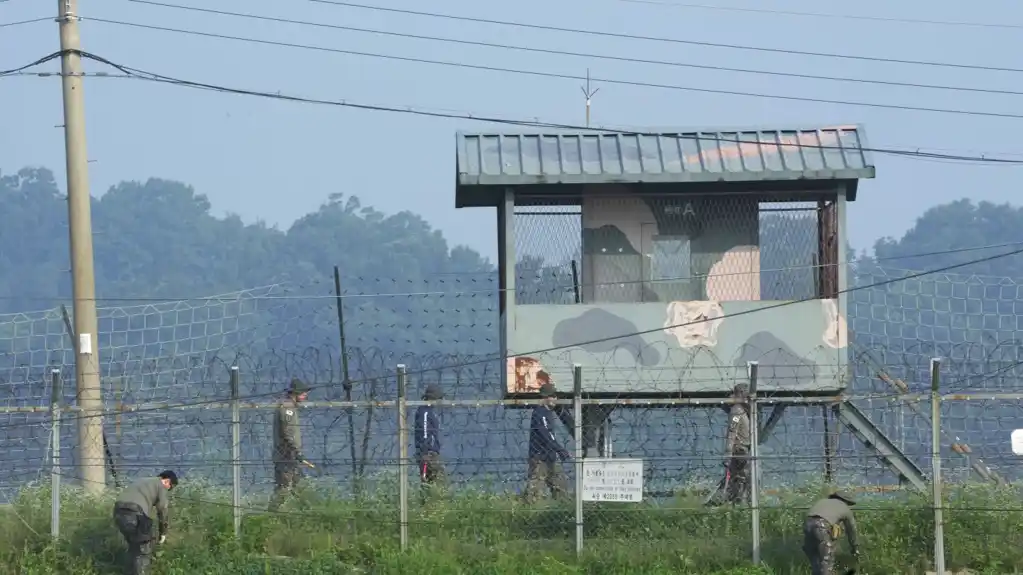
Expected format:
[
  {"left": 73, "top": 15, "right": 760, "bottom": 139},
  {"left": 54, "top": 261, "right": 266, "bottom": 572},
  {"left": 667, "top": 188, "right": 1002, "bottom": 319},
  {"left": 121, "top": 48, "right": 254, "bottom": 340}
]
[
  {"left": 0, "top": 240, "right": 1021, "bottom": 432},
  {"left": 1, "top": 339, "right": 1022, "bottom": 494},
  {"left": 1, "top": 332, "right": 1021, "bottom": 569}
]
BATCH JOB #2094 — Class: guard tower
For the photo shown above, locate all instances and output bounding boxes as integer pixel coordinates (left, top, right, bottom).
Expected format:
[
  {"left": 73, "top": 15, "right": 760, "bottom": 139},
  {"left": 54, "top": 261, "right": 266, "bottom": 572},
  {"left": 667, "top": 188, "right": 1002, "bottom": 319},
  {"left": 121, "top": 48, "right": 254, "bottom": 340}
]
[{"left": 455, "top": 126, "right": 926, "bottom": 490}]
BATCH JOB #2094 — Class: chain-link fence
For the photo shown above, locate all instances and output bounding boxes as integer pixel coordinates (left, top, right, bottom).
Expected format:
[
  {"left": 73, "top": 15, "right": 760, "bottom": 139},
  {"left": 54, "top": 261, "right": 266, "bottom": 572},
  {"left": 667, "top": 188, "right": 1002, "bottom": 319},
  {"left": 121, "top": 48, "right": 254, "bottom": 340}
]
[{"left": 2, "top": 355, "right": 1021, "bottom": 573}]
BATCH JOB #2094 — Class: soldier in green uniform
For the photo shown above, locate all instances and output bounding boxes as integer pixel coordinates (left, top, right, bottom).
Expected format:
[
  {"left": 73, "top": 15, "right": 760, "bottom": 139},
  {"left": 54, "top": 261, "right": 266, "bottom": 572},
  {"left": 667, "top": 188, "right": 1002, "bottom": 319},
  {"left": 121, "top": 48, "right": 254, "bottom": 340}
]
[
  {"left": 723, "top": 383, "right": 752, "bottom": 504},
  {"left": 270, "top": 378, "right": 310, "bottom": 511},
  {"left": 112, "top": 470, "right": 178, "bottom": 575},
  {"left": 804, "top": 491, "right": 860, "bottom": 575}
]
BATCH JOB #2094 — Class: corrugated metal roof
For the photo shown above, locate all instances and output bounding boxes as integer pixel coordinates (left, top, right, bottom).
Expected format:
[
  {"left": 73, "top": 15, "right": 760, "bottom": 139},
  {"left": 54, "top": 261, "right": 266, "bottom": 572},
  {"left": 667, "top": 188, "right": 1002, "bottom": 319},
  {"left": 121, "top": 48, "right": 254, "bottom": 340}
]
[{"left": 455, "top": 125, "right": 875, "bottom": 194}]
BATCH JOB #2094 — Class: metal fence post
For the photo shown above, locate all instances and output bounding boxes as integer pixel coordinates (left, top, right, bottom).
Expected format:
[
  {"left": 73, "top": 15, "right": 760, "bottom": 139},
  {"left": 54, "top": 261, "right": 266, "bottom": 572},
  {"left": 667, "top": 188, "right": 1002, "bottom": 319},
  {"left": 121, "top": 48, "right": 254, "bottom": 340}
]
[
  {"left": 748, "top": 361, "right": 761, "bottom": 565},
  {"left": 397, "top": 364, "right": 409, "bottom": 551},
  {"left": 50, "top": 368, "right": 62, "bottom": 541},
  {"left": 573, "top": 364, "right": 583, "bottom": 557},
  {"left": 930, "top": 358, "right": 946, "bottom": 575},
  {"left": 230, "top": 366, "right": 241, "bottom": 540}
]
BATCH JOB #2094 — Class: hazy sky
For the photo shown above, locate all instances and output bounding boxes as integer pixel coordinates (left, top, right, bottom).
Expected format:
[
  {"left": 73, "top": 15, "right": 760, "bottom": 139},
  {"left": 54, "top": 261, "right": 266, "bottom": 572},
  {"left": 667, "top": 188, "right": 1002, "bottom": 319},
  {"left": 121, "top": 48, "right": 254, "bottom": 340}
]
[{"left": 3, "top": 0, "right": 1022, "bottom": 264}]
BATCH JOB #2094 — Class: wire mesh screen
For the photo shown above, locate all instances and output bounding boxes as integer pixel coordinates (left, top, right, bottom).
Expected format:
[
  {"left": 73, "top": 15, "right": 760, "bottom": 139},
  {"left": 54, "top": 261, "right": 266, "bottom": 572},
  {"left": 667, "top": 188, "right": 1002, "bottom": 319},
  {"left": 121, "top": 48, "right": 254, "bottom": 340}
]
[
  {"left": 759, "top": 201, "right": 821, "bottom": 300},
  {"left": 4, "top": 269, "right": 1023, "bottom": 570},
  {"left": 511, "top": 195, "right": 826, "bottom": 306},
  {"left": 513, "top": 199, "right": 582, "bottom": 305}
]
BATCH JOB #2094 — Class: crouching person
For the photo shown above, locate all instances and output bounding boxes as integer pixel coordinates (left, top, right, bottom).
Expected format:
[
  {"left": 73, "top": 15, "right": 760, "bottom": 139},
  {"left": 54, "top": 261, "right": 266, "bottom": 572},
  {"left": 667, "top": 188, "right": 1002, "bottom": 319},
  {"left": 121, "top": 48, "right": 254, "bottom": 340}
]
[
  {"left": 112, "top": 470, "right": 178, "bottom": 575},
  {"left": 804, "top": 490, "right": 861, "bottom": 575}
]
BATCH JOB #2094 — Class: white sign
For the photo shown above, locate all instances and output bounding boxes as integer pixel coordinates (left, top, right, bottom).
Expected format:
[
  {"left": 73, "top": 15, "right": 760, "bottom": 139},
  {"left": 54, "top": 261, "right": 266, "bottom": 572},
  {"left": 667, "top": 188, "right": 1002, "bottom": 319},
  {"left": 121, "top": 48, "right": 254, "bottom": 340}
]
[
  {"left": 78, "top": 333, "right": 92, "bottom": 355},
  {"left": 582, "top": 458, "right": 644, "bottom": 503},
  {"left": 1012, "top": 429, "right": 1023, "bottom": 456}
]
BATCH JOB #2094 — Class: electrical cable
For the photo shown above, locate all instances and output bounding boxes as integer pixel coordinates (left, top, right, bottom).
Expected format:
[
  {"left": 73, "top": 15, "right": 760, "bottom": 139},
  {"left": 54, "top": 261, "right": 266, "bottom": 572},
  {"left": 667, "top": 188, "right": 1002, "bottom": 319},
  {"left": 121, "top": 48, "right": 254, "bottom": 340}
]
[
  {"left": 2, "top": 242, "right": 1019, "bottom": 431},
  {"left": 82, "top": 18, "right": 1023, "bottom": 120},
  {"left": 0, "top": 50, "right": 60, "bottom": 76},
  {"left": 296, "top": 0, "right": 1023, "bottom": 74},
  {"left": 6, "top": 50, "right": 1022, "bottom": 163},
  {"left": 10, "top": 64, "right": 1023, "bottom": 163},
  {"left": 79, "top": 51, "right": 1023, "bottom": 162},
  {"left": 124, "top": 1, "right": 1023, "bottom": 98},
  {"left": 0, "top": 16, "right": 49, "bottom": 28},
  {"left": 608, "top": 0, "right": 1023, "bottom": 30}
]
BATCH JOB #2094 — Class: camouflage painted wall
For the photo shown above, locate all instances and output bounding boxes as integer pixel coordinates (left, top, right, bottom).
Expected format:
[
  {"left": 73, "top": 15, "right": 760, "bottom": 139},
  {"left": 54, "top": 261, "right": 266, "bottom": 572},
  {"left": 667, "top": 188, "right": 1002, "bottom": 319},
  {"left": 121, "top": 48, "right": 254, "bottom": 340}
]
[{"left": 507, "top": 299, "right": 848, "bottom": 395}]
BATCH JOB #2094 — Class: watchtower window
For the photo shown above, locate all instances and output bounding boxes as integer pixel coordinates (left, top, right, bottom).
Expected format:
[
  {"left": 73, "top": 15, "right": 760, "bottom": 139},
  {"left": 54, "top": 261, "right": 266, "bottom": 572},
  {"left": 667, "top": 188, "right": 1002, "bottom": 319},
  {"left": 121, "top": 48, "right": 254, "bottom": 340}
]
[
  {"left": 646, "top": 234, "right": 697, "bottom": 302},
  {"left": 591, "top": 251, "right": 642, "bottom": 303}
]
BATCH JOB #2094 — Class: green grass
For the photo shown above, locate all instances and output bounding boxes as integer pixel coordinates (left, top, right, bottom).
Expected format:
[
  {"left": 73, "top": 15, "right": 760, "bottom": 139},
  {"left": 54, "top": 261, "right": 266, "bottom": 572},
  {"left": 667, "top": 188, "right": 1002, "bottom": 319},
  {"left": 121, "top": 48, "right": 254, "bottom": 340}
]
[{"left": 1, "top": 478, "right": 1022, "bottom": 574}]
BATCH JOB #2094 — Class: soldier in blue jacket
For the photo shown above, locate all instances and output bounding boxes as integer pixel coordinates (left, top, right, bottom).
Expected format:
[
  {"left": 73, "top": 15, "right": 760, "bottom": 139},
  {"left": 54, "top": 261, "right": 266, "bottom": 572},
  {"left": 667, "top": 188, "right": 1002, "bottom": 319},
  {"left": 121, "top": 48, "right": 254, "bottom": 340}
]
[
  {"left": 415, "top": 384, "right": 445, "bottom": 492},
  {"left": 523, "top": 382, "right": 571, "bottom": 503}
]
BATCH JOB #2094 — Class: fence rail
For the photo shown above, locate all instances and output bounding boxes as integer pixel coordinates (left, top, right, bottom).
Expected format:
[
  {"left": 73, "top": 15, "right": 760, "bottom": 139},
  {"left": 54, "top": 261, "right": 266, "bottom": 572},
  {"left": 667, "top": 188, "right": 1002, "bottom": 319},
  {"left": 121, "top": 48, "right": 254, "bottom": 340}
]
[{"left": 7, "top": 361, "right": 1021, "bottom": 573}]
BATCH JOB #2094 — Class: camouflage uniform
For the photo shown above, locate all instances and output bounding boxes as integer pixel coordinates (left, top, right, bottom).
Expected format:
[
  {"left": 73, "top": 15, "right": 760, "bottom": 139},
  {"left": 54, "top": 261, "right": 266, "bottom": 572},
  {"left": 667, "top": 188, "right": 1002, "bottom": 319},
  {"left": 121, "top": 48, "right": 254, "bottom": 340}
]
[
  {"left": 804, "top": 492, "right": 860, "bottom": 575},
  {"left": 112, "top": 472, "right": 176, "bottom": 575},
  {"left": 724, "top": 384, "right": 752, "bottom": 504},
  {"left": 524, "top": 457, "right": 568, "bottom": 503},
  {"left": 523, "top": 383, "right": 570, "bottom": 503},
  {"left": 270, "top": 379, "right": 309, "bottom": 511}
]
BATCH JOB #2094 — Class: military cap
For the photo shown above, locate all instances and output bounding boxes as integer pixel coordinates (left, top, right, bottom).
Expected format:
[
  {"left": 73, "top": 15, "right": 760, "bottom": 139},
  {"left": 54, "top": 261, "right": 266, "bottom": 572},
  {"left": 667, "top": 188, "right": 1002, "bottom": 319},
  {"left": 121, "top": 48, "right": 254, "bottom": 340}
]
[
  {"left": 423, "top": 384, "right": 443, "bottom": 400},
  {"left": 158, "top": 469, "right": 179, "bottom": 488},
  {"left": 829, "top": 490, "right": 856, "bottom": 506},
  {"left": 288, "top": 378, "right": 310, "bottom": 395},
  {"left": 538, "top": 382, "right": 556, "bottom": 398}
]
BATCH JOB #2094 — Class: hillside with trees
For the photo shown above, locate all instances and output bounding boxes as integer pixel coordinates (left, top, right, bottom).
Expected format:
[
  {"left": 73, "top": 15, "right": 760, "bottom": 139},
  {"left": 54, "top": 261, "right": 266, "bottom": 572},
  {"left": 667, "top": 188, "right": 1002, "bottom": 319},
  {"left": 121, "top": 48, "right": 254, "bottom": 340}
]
[{"left": 2, "top": 165, "right": 1020, "bottom": 377}]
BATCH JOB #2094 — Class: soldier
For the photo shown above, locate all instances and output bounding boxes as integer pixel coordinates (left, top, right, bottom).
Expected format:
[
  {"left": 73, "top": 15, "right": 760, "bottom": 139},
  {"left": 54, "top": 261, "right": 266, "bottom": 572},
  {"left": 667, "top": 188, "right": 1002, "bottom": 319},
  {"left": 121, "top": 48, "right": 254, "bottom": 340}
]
[
  {"left": 804, "top": 491, "right": 861, "bottom": 575},
  {"left": 415, "top": 383, "right": 445, "bottom": 492},
  {"left": 112, "top": 470, "right": 178, "bottom": 575},
  {"left": 723, "top": 383, "right": 752, "bottom": 504},
  {"left": 270, "top": 378, "right": 310, "bottom": 511},
  {"left": 523, "top": 382, "right": 571, "bottom": 503}
]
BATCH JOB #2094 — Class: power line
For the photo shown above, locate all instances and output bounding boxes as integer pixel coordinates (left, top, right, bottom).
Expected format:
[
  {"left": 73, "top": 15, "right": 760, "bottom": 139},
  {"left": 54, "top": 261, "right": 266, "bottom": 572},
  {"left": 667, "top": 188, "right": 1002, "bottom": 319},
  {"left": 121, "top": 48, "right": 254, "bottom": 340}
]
[
  {"left": 57, "top": 51, "right": 1023, "bottom": 163},
  {"left": 83, "top": 18, "right": 1023, "bottom": 120},
  {"left": 0, "top": 50, "right": 60, "bottom": 76},
  {"left": 10, "top": 67, "right": 1023, "bottom": 164},
  {"left": 0, "top": 16, "right": 49, "bottom": 28},
  {"left": 6, "top": 50, "right": 1023, "bottom": 163},
  {"left": 609, "top": 0, "right": 1023, "bottom": 30},
  {"left": 295, "top": 0, "right": 1023, "bottom": 74},
  {"left": 124, "top": 1, "right": 1023, "bottom": 98}
]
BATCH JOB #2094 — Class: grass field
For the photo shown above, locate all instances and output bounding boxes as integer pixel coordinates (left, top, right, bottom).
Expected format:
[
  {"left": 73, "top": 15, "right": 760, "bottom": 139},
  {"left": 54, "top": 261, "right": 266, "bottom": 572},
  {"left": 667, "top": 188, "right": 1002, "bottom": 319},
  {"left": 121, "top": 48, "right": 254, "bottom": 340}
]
[{"left": 0, "top": 478, "right": 1021, "bottom": 574}]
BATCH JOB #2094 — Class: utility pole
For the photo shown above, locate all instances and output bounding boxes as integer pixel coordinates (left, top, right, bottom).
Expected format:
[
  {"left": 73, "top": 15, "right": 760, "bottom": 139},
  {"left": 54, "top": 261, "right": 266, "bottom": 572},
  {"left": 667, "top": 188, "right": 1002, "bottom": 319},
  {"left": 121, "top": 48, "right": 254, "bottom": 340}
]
[
  {"left": 580, "top": 68, "right": 599, "bottom": 128},
  {"left": 57, "top": 0, "right": 105, "bottom": 494}
]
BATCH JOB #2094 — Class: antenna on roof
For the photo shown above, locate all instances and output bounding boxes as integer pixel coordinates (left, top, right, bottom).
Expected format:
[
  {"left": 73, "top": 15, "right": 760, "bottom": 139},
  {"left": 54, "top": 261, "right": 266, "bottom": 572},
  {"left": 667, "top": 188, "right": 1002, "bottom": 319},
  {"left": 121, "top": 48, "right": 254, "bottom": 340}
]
[{"left": 580, "top": 68, "right": 600, "bottom": 128}]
